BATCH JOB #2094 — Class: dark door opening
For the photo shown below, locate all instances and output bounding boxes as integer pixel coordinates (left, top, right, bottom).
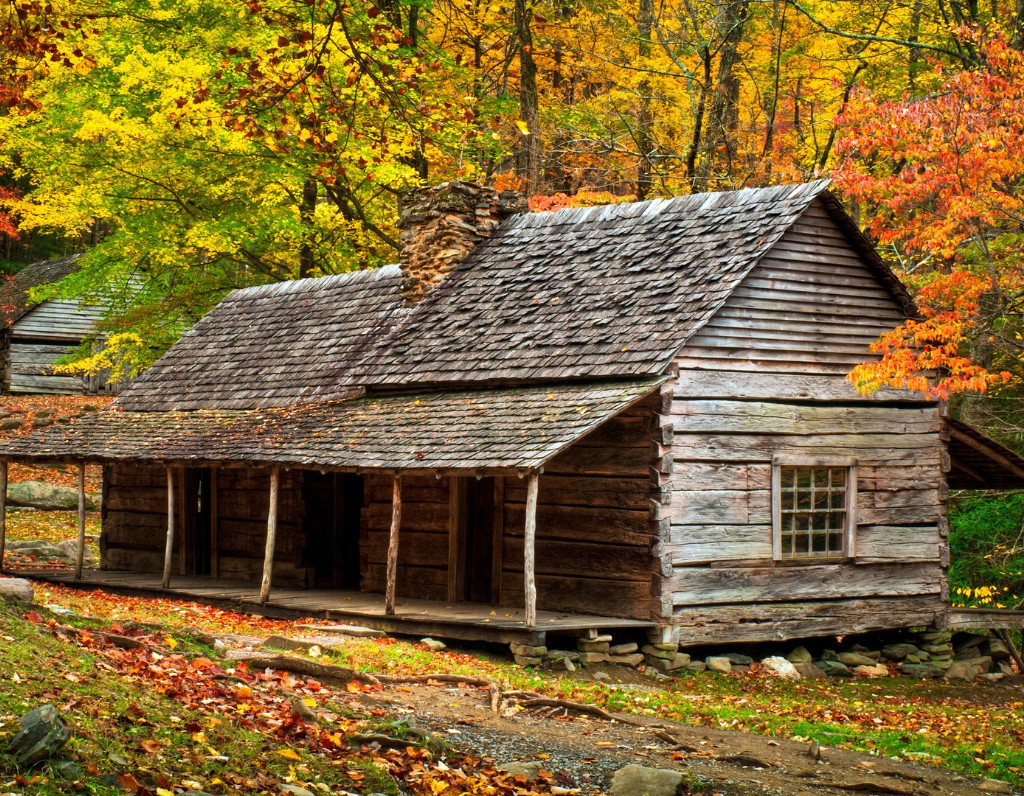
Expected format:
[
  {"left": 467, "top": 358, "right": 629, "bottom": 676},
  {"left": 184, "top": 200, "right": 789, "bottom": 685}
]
[
  {"left": 302, "top": 471, "right": 363, "bottom": 588},
  {"left": 463, "top": 477, "right": 494, "bottom": 603},
  {"left": 179, "top": 468, "right": 212, "bottom": 576}
]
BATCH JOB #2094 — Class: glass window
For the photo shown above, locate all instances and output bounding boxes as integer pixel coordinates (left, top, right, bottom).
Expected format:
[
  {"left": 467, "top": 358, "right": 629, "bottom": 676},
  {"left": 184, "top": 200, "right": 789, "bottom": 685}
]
[{"left": 778, "top": 466, "right": 847, "bottom": 559}]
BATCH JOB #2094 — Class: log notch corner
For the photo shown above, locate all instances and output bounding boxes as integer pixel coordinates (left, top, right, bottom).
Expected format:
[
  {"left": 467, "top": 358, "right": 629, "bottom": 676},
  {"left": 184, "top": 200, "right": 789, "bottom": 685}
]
[{"left": 649, "top": 379, "right": 676, "bottom": 622}]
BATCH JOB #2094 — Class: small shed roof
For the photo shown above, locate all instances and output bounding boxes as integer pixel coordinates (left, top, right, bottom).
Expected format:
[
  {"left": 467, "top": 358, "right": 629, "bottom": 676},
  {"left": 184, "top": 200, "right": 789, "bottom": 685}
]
[
  {"left": 116, "top": 266, "right": 404, "bottom": 411},
  {"left": 0, "top": 255, "right": 81, "bottom": 325},
  {"left": 0, "top": 378, "right": 663, "bottom": 471},
  {"left": 946, "top": 418, "right": 1024, "bottom": 490}
]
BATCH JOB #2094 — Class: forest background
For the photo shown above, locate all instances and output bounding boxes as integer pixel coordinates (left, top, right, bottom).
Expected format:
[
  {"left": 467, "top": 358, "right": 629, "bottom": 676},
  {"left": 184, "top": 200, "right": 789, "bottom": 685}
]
[{"left": 0, "top": 0, "right": 1022, "bottom": 609}]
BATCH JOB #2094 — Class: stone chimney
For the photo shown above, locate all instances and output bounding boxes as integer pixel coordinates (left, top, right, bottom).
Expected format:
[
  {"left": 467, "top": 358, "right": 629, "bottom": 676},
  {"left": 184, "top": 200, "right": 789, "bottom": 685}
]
[{"left": 396, "top": 181, "right": 527, "bottom": 305}]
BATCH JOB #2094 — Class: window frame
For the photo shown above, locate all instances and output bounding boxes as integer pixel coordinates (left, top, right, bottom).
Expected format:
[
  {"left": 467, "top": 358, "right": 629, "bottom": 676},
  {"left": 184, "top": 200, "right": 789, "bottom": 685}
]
[{"left": 771, "top": 455, "right": 858, "bottom": 562}]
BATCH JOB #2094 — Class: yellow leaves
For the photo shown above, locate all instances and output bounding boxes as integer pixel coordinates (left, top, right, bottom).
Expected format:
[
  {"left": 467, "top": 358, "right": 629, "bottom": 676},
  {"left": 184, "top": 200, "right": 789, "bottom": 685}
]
[
  {"left": 277, "top": 748, "right": 302, "bottom": 760},
  {"left": 514, "top": 120, "right": 530, "bottom": 136},
  {"left": 164, "top": 636, "right": 177, "bottom": 649},
  {"left": 299, "top": 128, "right": 312, "bottom": 141}
]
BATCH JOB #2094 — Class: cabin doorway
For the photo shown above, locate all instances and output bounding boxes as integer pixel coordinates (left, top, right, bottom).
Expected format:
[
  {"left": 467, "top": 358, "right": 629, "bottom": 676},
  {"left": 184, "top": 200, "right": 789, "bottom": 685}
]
[
  {"left": 302, "top": 472, "right": 363, "bottom": 589},
  {"left": 178, "top": 467, "right": 213, "bottom": 576},
  {"left": 451, "top": 477, "right": 495, "bottom": 603}
]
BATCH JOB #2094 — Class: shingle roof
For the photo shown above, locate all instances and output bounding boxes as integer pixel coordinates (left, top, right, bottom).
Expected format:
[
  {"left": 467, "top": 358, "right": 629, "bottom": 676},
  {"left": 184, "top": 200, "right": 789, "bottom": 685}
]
[
  {"left": 1, "top": 379, "right": 663, "bottom": 470},
  {"left": 353, "top": 181, "right": 836, "bottom": 387},
  {"left": 0, "top": 255, "right": 81, "bottom": 325},
  {"left": 116, "top": 266, "right": 405, "bottom": 412}
]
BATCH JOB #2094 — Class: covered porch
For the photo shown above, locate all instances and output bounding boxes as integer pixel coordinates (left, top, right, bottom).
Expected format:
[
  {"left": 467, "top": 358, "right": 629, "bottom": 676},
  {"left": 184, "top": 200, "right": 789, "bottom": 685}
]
[
  {"left": 0, "top": 379, "right": 667, "bottom": 636},
  {"left": 4, "top": 566, "right": 654, "bottom": 645}
]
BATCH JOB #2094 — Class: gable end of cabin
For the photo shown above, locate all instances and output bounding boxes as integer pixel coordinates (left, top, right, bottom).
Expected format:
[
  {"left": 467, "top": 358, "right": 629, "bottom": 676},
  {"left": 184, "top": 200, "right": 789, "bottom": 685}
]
[{"left": 662, "top": 196, "right": 949, "bottom": 645}]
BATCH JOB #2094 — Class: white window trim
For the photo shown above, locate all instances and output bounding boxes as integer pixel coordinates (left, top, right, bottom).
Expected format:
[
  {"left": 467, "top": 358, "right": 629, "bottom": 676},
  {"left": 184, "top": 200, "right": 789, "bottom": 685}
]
[{"left": 771, "top": 455, "right": 858, "bottom": 561}]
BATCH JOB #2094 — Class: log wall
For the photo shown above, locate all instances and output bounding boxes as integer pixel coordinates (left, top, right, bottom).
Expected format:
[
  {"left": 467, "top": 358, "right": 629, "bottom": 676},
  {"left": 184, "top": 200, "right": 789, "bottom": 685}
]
[
  {"left": 665, "top": 199, "right": 950, "bottom": 643},
  {"left": 100, "top": 464, "right": 314, "bottom": 586}
]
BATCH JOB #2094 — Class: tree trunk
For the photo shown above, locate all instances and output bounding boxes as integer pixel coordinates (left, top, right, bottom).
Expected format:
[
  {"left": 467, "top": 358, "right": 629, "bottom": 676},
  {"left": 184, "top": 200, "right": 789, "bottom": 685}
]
[
  {"left": 696, "top": 0, "right": 749, "bottom": 189},
  {"left": 515, "top": 0, "right": 542, "bottom": 196},
  {"left": 635, "top": 0, "right": 654, "bottom": 200},
  {"left": 299, "top": 178, "right": 317, "bottom": 280}
]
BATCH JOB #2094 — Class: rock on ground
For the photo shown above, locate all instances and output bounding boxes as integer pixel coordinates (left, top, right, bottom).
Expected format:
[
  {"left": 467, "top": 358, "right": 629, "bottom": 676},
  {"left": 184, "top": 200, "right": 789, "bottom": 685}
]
[
  {"left": 7, "top": 480, "right": 100, "bottom": 511},
  {"left": 853, "top": 664, "right": 888, "bottom": 678},
  {"left": 609, "top": 764, "right": 684, "bottom": 796},
  {"left": 837, "top": 652, "right": 876, "bottom": 667},
  {"left": 6, "top": 704, "right": 72, "bottom": 766},
  {"left": 902, "top": 663, "right": 944, "bottom": 680},
  {"left": 786, "top": 646, "right": 812, "bottom": 664},
  {"left": 421, "top": 638, "right": 446, "bottom": 651},
  {"left": 705, "top": 656, "right": 732, "bottom": 674},
  {"left": 761, "top": 656, "right": 802, "bottom": 681},
  {"left": 943, "top": 659, "right": 991, "bottom": 682},
  {"left": 815, "top": 660, "right": 852, "bottom": 677},
  {"left": 979, "top": 778, "right": 1013, "bottom": 793},
  {"left": 794, "top": 663, "right": 827, "bottom": 680},
  {"left": 499, "top": 761, "right": 546, "bottom": 780},
  {"left": 0, "top": 577, "right": 34, "bottom": 603}
]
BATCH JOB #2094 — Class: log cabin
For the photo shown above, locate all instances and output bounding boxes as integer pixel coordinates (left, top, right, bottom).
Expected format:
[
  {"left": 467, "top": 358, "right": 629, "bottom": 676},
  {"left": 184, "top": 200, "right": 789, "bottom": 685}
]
[
  {"left": 0, "top": 255, "right": 122, "bottom": 395},
  {"left": 1, "top": 180, "right": 1023, "bottom": 646}
]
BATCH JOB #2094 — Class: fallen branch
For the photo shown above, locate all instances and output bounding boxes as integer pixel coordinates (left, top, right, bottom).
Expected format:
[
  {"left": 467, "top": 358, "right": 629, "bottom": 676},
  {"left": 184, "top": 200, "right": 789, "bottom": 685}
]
[
  {"left": 517, "top": 697, "right": 642, "bottom": 725},
  {"left": 370, "top": 673, "right": 493, "bottom": 687},
  {"left": 225, "top": 652, "right": 380, "bottom": 685},
  {"left": 488, "top": 683, "right": 500, "bottom": 714},
  {"left": 652, "top": 730, "right": 699, "bottom": 752}
]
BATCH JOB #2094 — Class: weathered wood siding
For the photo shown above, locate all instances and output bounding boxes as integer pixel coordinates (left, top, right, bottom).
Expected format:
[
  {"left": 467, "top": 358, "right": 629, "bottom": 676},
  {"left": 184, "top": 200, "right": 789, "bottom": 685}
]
[
  {"left": 4, "top": 301, "right": 121, "bottom": 395},
  {"left": 498, "top": 391, "right": 668, "bottom": 620},
  {"left": 101, "top": 465, "right": 313, "bottom": 586},
  {"left": 666, "top": 200, "right": 949, "bottom": 643},
  {"left": 361, "top": 473, "right": 451, "bottom": 600}
]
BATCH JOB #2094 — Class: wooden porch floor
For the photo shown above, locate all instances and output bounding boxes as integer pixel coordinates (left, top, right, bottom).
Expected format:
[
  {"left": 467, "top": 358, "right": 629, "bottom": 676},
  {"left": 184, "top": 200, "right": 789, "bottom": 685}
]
[{"left": 6, "top": 567, "right": 655, "bottom": 645}]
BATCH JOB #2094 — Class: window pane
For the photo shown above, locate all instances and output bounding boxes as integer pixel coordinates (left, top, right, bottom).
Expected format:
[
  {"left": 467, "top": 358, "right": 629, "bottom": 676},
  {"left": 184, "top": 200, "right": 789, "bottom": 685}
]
[
  {"left": 812, "top": 532, "right": 827, "bottom": 553},
  {"left": 778, "top": 466, "right": 851, "bottom": 560},
  {"left": 829, "top": 512, "right": 845, "bottom": 531},
  {"left": 781, "top": 536, "right": 792, "bottom": 554},
  {"left": 794, "top": 514, "right": 808, "bottom": 531},
  {"left": 797, "top": 470, "right": 812, "bottom": 489},
  {"left": 797, "top": 489, "right": 810, "bottom": 510},
  {"left": 830, "top": 469, "right": 846, "bottom": 487},
  {"left": 828, "top": 532, "right": 844, "bottom": 554},
  {"left": 812, "top": 512, "right": 827, "bottom": 531},
  {"left": 830, "top": 490, "right": 846, "bottom": 510},
  {"left": 781, "top": 490, "right": 793, "bottom": 511},
  {"left": 814, "top": 489, "right": 828, "bottom": 510},
  {"left": 780, "top": 469, "right": 794, "bottom": 488},
  {"left": 795, "top": 534, "right": 809, "bottom": 553},
  {"left": 813, "top": 469, "right": 827, "bottom": 488}
]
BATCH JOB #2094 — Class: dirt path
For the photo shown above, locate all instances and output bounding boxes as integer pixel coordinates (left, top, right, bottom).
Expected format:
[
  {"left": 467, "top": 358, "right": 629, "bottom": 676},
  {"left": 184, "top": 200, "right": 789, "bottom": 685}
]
[{"left": 361, "top": 681, "right": 1015, "bottom": 796}]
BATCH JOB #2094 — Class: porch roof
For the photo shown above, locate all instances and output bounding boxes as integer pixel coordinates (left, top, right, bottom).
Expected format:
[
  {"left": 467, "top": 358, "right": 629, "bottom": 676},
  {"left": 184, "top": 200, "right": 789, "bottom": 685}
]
[
  {"left": 946, "top": 418, "right": 1024, "bottom": 490},
  {"left": 0, "top": 378, "right": 664, "bottom": 471}
]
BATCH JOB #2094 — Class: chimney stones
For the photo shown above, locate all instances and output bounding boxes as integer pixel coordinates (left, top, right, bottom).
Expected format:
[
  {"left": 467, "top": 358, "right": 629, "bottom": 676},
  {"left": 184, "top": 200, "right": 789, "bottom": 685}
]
[{"left": 396, "top": 181, "right": 527, "bottom": 306}]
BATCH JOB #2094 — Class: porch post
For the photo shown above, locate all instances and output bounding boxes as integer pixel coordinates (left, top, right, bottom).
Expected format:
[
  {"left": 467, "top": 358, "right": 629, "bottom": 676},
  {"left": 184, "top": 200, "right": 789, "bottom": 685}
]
[
  {"left": 524, "top": 471, "right": 539, "bottom": 627},
  {"left": 162, "top": 467, "right": 175, "bottom": 588},
  {"left": 260, "top": 466, "right": 280, "bottom": 603},
  {"left": 0, "top": 460, "right": 7, "bottom": 571},
  {"left": 385, "top": 472, "right": 402, "bottom": 615},
  {"left": 74, "top": 462, "right": 86, "bottom": 580}
]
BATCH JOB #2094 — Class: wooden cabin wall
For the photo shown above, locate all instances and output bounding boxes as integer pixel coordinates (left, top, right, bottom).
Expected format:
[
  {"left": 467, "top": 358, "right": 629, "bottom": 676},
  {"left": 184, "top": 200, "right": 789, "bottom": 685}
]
[
  {"left": 664, "top": 200, "right": 949, "bottom": 645},
  {"left": 360, "top": 473, "right": 450, "bottom": 600},
  {"left": 101, "top": 464, "right": 313, "bottom": 586},
  {"left": 498, "top": 391, "right": 669, "bottom": 621}
]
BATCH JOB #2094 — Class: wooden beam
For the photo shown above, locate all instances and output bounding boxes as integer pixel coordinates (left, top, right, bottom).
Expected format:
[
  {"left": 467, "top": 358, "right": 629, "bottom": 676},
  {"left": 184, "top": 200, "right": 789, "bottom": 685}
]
[
  {"left": 210, "top": 468, "right": 219, "bottom": 578},
  {"left": 949, "top": 426, "right": 1024, "bottom": 481},
  {"left": 0, "top": 461, "right": 7, "bottom": 570},
  {"left": 385, "top": 473, "right": 402, "bottom": 616},
  {"left": 162, "top": 467, "right": 175, "bottom": 588},
  {"left": 260, "top": 467, "right": 280, "bottom": 604},
  {"left": 524, "top": 471, "right": 539, "bottom": 627},
  {"left": 950, "top": 456, "right": 986, "bottom": 483},
  {"left": 491, "top": 477, "right": 505, "bottom": 606},
  {"left": 74, "top": 462, "right": 86, "bottom": 580},
  {"left": 448, "top": 476, "right": 467, "bottom": 603}
]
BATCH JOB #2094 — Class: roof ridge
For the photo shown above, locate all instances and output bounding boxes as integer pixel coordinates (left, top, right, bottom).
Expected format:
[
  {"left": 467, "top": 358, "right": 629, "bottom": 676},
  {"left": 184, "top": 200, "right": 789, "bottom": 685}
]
[
  {"left": 227, "top": 264, "right": 401, "bottom": 301},
  {"left": 505, "top": 180, "right": 832, "bottom": 229}
]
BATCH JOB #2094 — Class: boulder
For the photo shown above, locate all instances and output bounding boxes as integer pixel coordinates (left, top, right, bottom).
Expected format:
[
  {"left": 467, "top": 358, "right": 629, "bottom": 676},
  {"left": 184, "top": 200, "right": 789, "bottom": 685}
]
[
  {"left": 794, "top": 663, "right": 828, "bottom": 680},
  {"left": 514, "top": 655, "right": 543, "bottom": 666},
  {"left": 551, "top": 657, "right": 576, "bottom": 672},
  {"left": 786, "top": 646, "right": 812, "bottom": 664},
  {"left": 853, "top": 664, "right": 888, "bottom": 678},
  {"left": 979, "top": 778, "right": 1013, "bottom": 793},
  {"left": 593, "top": 671, "right": 611, "bottom": 681},
  {"left": 684, "top": 661, "right": 707, "bottom": 672},
  {"left": 761, "top": 656, "right": 801, "bottom": 681},
  {"left": 901, "top": 663, "right": 944, "bottom": 680},
  {"left": 837, "top": 652, "right": 876, "bottom": 667},
  {"left": 609, "top": 653, "right": 645, "bottom": 667},
  {"left": 6, "top": 704, "right": 72, "bottom": 766},
  {"left": 7, "top": 481, "right": 100, "bottom": 511},
  {"left": 279, "top": 785, "right": 316, "bottom": 796},
  {"left": 545, "top": 649, "right": 579, "bottom": 662},
  {"left": 640, "top": 644, "right": 677, "bottom": 660},
  {"left": 34, "top": 408, "right": 56, "bottom": 418},
  {"left": 0, "top": 577, "right": 34, "bottom": 603},
  {"left": 705, "top": 656, "right": 732, "bottom": 674},
  {"left": 645, "top": 652, "right": 690, "bottom": 671},
  {"left": 421, "top": 638, "right": 446, "bottom": 651},
  {"left": 578, "top": 639, "right": 610, "bottom": 653},
  {"left": 510, "top": 643, "right": 547, "bottom": 657},
  {"left": 0, "top": 419, "right": 21, "bottom": 430},
  {"left": 31, "top": 418, "right": 53, "bottom": 428},
  {"left": 979, "top": 673, "right": 1005, "bottom": 683},
  {"left": 815, "top": 660, "right": 852, "bottom": 678},
  {"left": 609, "top": 642, "right": 638, "bottom": 655},
  {"left": 56, "top": 540, "right": 98, "bottom": 566},
  {"left": 609, "top": 765, "right": 684, "bottom": 796},
  {"left": 881, "top": 643, "right": 918, "bottom": 661},
  {"left": 500, "top": 761, "right": 546, "bottom": 780},
  {"left": 943, "top": 659, "right": 990, "bottom": 682},
  {"left": 981, "top": 638, "right": 1010, "bottom": 660},
  {"left": 578, "top": 652, "right": 610, "bottom": 664},
  {"left": 820, "top": 649, "right": 839, "bottom": 661},
  {"left": 720, "top": 652, "right": 753, "bottom": 665},
  {"left": 291, "top": 698, "right": 316, "bottom": 721}
]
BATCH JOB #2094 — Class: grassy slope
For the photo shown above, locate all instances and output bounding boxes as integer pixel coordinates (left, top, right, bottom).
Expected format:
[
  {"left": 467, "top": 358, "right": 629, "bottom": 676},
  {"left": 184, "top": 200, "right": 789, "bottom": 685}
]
[{"left": 1, "top": 583, "right": 1021, "bottom": 794}]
